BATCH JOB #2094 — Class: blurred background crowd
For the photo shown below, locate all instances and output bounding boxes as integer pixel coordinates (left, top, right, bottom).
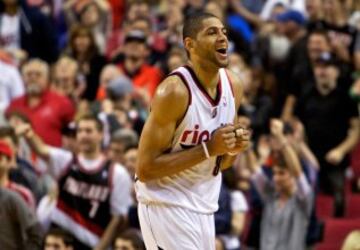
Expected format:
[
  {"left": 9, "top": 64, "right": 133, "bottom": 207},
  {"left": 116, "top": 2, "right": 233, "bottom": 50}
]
[{"left": 0, "top": 0, "right": 360, "bottom": 249}]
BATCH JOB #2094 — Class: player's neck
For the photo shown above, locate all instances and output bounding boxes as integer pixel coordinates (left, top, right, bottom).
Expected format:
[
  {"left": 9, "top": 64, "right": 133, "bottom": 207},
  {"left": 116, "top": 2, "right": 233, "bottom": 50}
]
[{"left": 188, "top": 61, "right": 219, "bottom": 89}]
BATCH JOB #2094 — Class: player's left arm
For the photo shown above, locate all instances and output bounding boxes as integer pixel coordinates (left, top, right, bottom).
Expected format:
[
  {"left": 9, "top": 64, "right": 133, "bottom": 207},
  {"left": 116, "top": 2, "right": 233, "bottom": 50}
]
[{"left": 220, "top": 69, "right": 250, "bottom": 171}]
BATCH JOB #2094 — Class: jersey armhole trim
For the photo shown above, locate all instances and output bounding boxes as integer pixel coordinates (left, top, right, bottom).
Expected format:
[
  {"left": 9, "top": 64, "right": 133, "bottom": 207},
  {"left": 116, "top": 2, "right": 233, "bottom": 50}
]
[
  {"left": 224, "top": 69, "right": 235, "bottom": 97},
  {"left": 168, "top": 71, "right": 192, "bottom": 127}
]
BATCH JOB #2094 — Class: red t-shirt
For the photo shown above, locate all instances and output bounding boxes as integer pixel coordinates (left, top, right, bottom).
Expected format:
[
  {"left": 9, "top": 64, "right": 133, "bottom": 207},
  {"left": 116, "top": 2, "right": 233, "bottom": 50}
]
[
  {"left": 119, "top": 63, "right": 163, "bottom": 98},
  {"left": 6, "top": 90, "right": 75, "bottom": 147}
]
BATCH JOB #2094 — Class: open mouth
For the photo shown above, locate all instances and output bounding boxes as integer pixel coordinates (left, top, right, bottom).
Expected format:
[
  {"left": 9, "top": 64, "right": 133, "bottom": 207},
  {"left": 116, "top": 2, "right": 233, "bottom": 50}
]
[{"left": 216, "top": 48, "right": 227, "bottom": 55}]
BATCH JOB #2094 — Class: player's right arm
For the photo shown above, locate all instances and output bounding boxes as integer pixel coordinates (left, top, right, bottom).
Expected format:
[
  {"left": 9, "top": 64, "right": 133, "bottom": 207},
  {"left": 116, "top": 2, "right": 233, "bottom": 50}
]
[{"left": 136, "top": 75, "right": 237, "bottom": 182}]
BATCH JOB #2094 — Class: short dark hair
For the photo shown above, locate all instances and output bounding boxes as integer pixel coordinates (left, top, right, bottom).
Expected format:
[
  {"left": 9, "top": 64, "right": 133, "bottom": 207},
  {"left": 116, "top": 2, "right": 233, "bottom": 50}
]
[
  {"left": 0, "top": 126, "right": 18, "bottom": 146},
  {"left": 111, "top": 128, "right": 139, "bottom": 151},
  {"left": 182, "top": 12, "right": 218, "bottom": 41},
  {"left": 272, "top": 151, "right": 288, "bottom": 170},
  {"left": 114, "top": 229, "right": 145, "bottom": 250},
  {"left": 76, "top": 113, "right": 103, "bottom": 132},
  {"left": 45, "top": 228, "right": 74, "bottom": 247},
  {"left": 309, "top": 28, "right": 331, "bottom": 44}
]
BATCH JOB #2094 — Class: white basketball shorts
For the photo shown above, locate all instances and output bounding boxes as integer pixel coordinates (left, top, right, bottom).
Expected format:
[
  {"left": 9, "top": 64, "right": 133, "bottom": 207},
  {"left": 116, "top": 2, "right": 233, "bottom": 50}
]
[{"left": 138, "top": 203, "right": 216, "bottom": 250}]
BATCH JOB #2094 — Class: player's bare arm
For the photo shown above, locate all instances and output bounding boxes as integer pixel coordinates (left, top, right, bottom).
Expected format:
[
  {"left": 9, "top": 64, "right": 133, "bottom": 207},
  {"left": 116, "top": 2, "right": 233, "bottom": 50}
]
[{"left": 136, "top": 75, "right": 239, "bottom": 182}]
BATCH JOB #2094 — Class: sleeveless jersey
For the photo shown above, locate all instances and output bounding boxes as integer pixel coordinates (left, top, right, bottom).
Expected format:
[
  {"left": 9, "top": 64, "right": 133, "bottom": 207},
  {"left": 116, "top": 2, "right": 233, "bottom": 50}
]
[
  {"left": 135, "top": 65, "right": 236, "bottom": 214},
  {"left": 51, "top": 155, "right": 113, "bottom": 247}
]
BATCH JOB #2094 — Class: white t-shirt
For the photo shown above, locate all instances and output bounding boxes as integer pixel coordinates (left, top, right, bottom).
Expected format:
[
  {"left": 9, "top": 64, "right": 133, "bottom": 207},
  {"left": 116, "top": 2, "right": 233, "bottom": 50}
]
[
  {"left": 0, "top": 13, "right": 20, "bottom": 50},
  {"left": 48, "top": 147, "right": 133, "bottom": 215},
  {"left": 0, "top": 61, "right": 24, "bottom": 112}
]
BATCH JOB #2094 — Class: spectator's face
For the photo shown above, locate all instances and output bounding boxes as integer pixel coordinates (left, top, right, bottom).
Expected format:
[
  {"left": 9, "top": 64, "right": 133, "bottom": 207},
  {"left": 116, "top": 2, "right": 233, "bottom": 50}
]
[
  {"left": 131, "top": 20, "right": 151, "bottom": 37},
  {"left": 76, "top": 120, "right": 103, "bottom": 153},
  {"left": 80, "top": 3, "right": 100, "bottom": 27},
  {"left": 204, "top": 2, "right": 224, "bottom": 21},
  {"left": 44, "top": 235, "right": 71, "bottom": 250},
  {"left": 74, "top": 34, "right": 91, "bottom": 54},
  {"left": 0, "top": 154, "right": 11, "bottom": 173},
  {"left": 53, "top": 67, "right": 76, "bottom": 95},
  {"left": 124, "top": 148, "right": 138, "bottom": 177},
  {"left": 273, "top": 166, "right": 293, "bottom": 193},
  {"left": 187, "top": 17, "right": 229, "bottom": 68},
  {"left": 22, "top": 62, "right": 48, "bottom": 95},
  {"left": 314, "top": 64, "right": 339, "bottom": 95},
  {"left": 306, "top": 0, "right": 322, "bottom": 19},
  {"left": 0, "top": 136, "right": 16, "bottom": 167},
  {"left": 123, "top": 41, "right": 147, "bottom": 74},
  {"left": 323, "top": 0, "right": 341, "bottom": 15},
  {"left": 114, "top": 238, "right": 135, "bottom": 250},
  {"left": 128, "top": 3, "right": 150, "bottom": 21},
  {"left": 307, "top": 34, "right": 331, "bottom": 62},
  {"left": 167, "top": 54, "right": 185, "bottom": 72},
  {"left": 108, "top": 142, "right": 125, "bottom": 164}
]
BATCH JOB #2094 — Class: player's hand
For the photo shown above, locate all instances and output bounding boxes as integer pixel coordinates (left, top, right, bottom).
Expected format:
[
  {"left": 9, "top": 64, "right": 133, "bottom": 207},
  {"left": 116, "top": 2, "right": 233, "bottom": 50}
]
[
  {"left": 229, "top": 123, "right": 252, "bottom": 154},
  {"left": 207, "top": 124, "right": 238, "bottom": 156},
  {"left": 325, "top": 148, "right": 344, "bottom": 165}
]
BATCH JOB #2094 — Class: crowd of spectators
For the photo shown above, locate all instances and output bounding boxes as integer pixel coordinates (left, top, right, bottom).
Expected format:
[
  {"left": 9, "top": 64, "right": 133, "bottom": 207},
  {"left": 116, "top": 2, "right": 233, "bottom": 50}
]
[{"left": 0, "top": 0, "right": 360, "bottom": 249}]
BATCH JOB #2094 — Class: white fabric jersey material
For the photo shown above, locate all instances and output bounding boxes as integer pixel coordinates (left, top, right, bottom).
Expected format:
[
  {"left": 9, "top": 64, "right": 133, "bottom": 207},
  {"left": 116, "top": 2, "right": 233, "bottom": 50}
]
[{"left": 136, "top": 66, "right": 236, "bottom": 214}]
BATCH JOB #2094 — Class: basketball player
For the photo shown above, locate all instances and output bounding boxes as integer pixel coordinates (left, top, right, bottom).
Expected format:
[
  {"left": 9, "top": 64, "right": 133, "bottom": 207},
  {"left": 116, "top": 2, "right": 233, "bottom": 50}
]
[{"left": 135, "top": 12, "right": 250, "bottom": 250}]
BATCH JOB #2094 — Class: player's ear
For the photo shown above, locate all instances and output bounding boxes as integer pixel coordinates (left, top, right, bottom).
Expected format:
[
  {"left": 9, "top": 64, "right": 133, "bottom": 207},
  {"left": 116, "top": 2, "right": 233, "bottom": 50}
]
[{"left": 184, "top": 37, "right": 193, "bottom": 52}]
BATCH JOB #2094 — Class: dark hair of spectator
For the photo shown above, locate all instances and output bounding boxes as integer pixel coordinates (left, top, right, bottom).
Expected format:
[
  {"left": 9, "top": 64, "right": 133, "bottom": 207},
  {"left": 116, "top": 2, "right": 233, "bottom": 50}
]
[
  {"left": 6, "top": 111, "right": 31, "bottom": 124},
  {"left": 271, "top": 151, "right": 288, "bottom": 170},
  {"left": 111, "top": 128, "right": 139, "bottom": 151},
  {"left": 114, "top": 229, "right": 145, "bottom": 250},
  {"left": 67, "top": 25, "right": 99, "bottom": 61},
  {"left": 308, "top": 28, "right": 332, "bottom": 45},
  {"left": 76, "top": 113, "right": 103, "bottom": 132},
  {"left": 45, "top": 227, "right": 74, "bottom": 247},
  {"left": 0, "top": 127, "right": 18, "bottom": 146}
]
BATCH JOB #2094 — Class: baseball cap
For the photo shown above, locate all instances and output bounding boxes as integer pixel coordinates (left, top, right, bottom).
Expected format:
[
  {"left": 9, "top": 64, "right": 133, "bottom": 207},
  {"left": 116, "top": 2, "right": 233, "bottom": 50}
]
[
  {"left": 276, "top": 10, "right": 305, "bottom": 26},
  {"left": 314, "top": 52, "right": 339, "bottom": 67},
  {"left": 106, "top": 75, "right": 134, "bottom": 99},
  {"left": 124, "top": 30, "right": 147, "bottom": 44},
  {"left": 0, "top": 140, "right": 13, "bottom": 158}
]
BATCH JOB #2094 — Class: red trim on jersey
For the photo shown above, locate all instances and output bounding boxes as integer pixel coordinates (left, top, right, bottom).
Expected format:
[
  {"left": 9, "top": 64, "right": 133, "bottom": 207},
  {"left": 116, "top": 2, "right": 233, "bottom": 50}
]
[
  {"left": 224, "top": 70, "right": 235, "bottom": 97},
  {"left": 76, "top": 155, "right": 108, "bottom": 174},
  {"left": 184, "top": 65, "right": 222, "bottom": 107},
  {"left": 6, "top": 181, "right": 35, "bottom": 210},
  {"left": 169, "top": 71, "right": 192, "bottom": 126},
  {"left": 169, "top": 71, "right": 192, "bottom": 105},
  {"left": 57, "top": 198, "right": 104, "bottom": 236}
]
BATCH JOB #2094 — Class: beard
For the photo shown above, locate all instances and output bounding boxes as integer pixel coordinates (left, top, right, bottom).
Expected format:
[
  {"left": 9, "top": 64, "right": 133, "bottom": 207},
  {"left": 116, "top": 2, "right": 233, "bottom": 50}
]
[
  {"left": 26, "top": 83, "right": 43, "bottom": 96},
  {"left": 316, "top": 80, "right": 336, "bottom": 96}
]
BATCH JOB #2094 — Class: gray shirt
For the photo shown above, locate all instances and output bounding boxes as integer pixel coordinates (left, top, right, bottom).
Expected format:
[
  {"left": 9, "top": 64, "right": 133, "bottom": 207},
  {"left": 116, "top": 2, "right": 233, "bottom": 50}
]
[
  {"left": 0, "top": 187, "right": 42, "bottom": 250},
  {"left": 252, "top": 169, "right": 313, "bottom": 250}
]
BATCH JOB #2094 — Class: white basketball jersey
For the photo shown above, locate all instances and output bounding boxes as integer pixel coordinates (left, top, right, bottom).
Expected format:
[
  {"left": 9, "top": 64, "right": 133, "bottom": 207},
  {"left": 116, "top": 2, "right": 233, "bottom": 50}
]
[{"left": 135, "top": 65, "right": 236, "bottom": 214}]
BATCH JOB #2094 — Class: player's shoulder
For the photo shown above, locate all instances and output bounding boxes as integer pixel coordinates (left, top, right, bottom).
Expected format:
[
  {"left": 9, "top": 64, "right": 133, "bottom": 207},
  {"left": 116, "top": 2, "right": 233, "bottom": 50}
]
[
  {"left": 151, "top": 74, "right": 189, "bottom": 118},
  {"left": 155, "top": 74, "right": 189, "bottom": 101},
  {"left": 224, "top": 69, "right": 244, "bottom": 89}
]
